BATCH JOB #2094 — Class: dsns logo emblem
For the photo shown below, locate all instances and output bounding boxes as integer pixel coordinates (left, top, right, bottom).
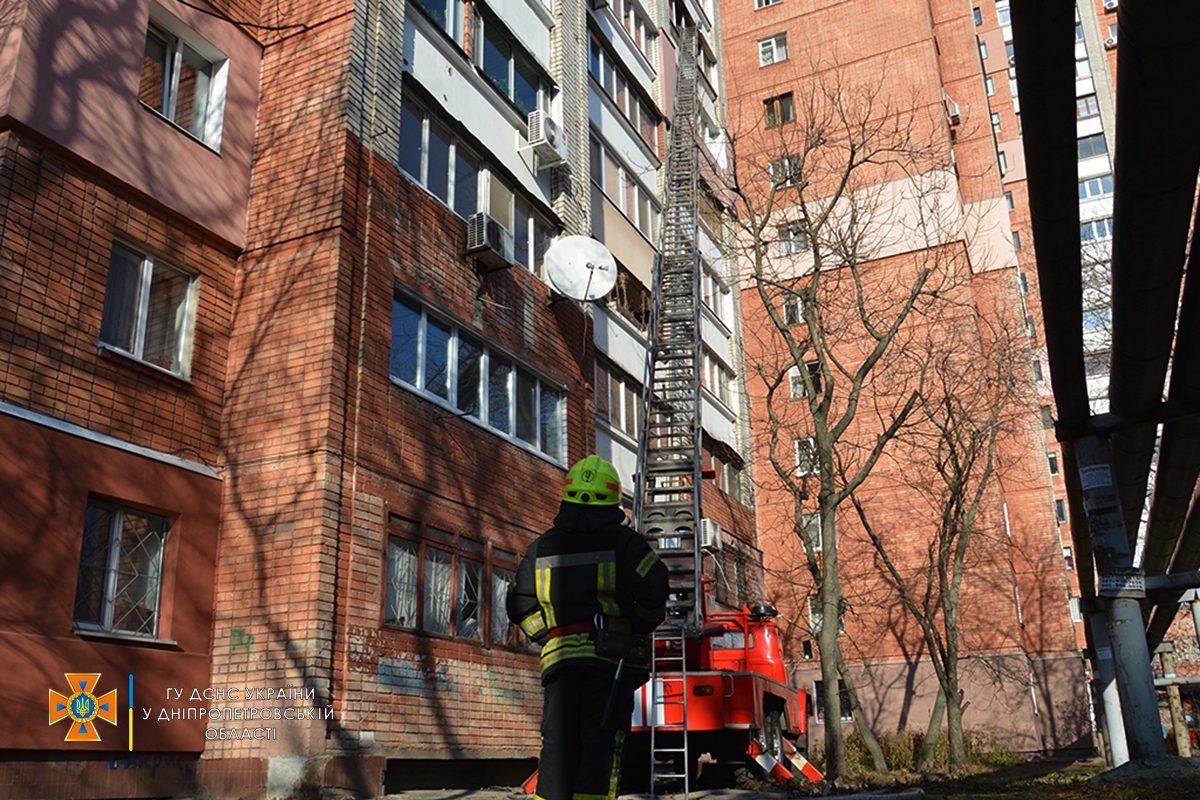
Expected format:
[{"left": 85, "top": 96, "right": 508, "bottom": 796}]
[{"left": 49, "top": 673, "right": 117, "bottom": 742}]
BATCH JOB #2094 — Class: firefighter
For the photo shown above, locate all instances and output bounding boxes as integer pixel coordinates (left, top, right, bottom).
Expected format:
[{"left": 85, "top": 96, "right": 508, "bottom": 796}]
[{"left": 508, "top": 454, "right": 669, "bottom": 800}]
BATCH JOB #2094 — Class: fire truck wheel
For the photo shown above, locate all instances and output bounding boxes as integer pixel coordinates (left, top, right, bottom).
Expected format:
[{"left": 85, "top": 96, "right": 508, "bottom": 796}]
[{"left": 762, "top": 707, "right": 784, "bottom": 763}]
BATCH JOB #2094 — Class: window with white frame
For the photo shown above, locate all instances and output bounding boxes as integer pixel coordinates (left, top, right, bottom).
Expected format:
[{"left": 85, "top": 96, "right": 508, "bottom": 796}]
[
  {"left": 789, "top": 360, "right": 821, "bottom": 399},
  {"left": 758, "top": 33, "right": 788, "bottom": 66},
  {"left": 812, "top": 680, "right": 853, "bottom": 723},
  {"left": 99, "top": 242, "right": 197, "bottom": 378},
  {"left": 1078, "top": 174, "right": 1114, "bottom": 201},
  {"left": 782, "top": 296, "right": 803, "bottom": 325},
  {"left": 595, "top": 357, "right": 642, "bottom": 442},
  {"left": 770, "top": 155, "right": 802, "bottom": 187},
  {"left": 139, "top": 15, "right": 227, "bottom": 149},
  {"left": 808, "top": 596, "right": 845, "bottom": 635},
  {"left": 411, "top": 0, "right": 465, "bottom": 42},
  {"left": 1075, "top": 56, "right": 1092, "bottom": 79},
  {"left": 589, "top": 132, "right": 661, "bottom": 241},
  {"left": 799, "top": 512, "right": 824, "bottom": 552},
  {"left": 615, "top": 0, "right": 658, "bottom": 67},
  {"left": 1077, "top": 133, "right": 1108, "bottom": 160},
  {"left": 701, "top": 261, "right": 731, "bottom": 323},
  {"left": 589, "top": 36, "right": 659, "bottom": 151},
  {"left": 985, "top": 76, "right": 995, "bottom": 96},
  {"left": 991, "top": 112, "right": 1001, "bottom": 135},
  {"left": 400, "top": 96, "right": 555, "bottom": 275},
  {"left": 777, "top": 222, "right": 808, "bottom": 256},
  {"left": 386, "top": 517, "right": 531, "bottom": 648},
  {"left": 1076, "top": 94, "right": 1100, "bottom": 119},
  {"left": 997, "top": 150, "right": 1008, "bottom": 175},
  {"left": 701, "top": 348, "right": 734, "bottom": 408},
  {"left": 756, "top": 0, "right": 783, "bottom": 8},
  {"left": 474, "top": 7, "right": 548, "bottom": 117},
  {"left": 391, "top": 294, "right": 566, "bottom": 462},
  {"left": 795, "top": 436, "right": 818, "bottom": 476},
  {"left": 996, "top": 2, "right": 1010, "bottom": 25},
  {"left": 978, "top": 40, "right": 988, "bottom": 60},
  {"left": 1080, "top": 217, "right": 1114, "bottom": 241},
  {"left": 73, "top": 501, "right": 168, "bottom": 637}
]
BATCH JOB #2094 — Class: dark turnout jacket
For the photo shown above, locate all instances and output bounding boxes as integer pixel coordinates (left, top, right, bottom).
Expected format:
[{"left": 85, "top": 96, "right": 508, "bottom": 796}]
[{"left": 507, "top": 502, "right": 669, "bottom": 679}]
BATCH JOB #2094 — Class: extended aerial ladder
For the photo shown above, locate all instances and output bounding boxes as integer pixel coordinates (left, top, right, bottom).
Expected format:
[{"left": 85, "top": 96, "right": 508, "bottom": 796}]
[{"left": 633, "top": 25, "right": 703, "bottom": 798}]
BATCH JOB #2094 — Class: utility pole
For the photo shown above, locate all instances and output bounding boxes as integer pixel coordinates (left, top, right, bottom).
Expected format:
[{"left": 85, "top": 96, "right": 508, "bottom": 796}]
[
  {"left": 1074, "top": 435, "right": 1166, "bottom": 760},
  {"left": 1088, "top": 614, "right": 1130, "bottom": 766}
]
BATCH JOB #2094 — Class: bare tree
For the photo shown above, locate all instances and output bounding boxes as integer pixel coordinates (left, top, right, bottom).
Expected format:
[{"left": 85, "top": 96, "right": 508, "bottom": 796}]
[
  {"left": 849, "top": 304, "right": 1027, "bottom": 772},
  {"left": 715, "top": 64, "right": 982, "bottom": 782}
]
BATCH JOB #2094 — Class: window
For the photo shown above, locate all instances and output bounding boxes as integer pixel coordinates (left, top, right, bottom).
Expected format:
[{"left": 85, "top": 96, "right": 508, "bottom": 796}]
[
  {"left": 590, "top": 133, "right": 661, "bottom": 241},
  {"left": 595, "top": 358, "right": 642, "bottom": 442},
  {"left": 400, "top": 96, "right": 555, "bottom": 275},
  {"left": 701, "top": 348, "right": 734, "bottom": 408},
  {"left": 1040, "top": 405, "right": 1054, "bottom": 429},
  {"left": 1005, "top": 191, "right": 1015, "bottom": 211},
  {"left": 1074, "top": 22, "right": 1084, "bottom": 42},
  {"left": 589, "top": 36, "right": 659, "bottom": 151},
  {"left": 412, "top": 0, "right": 464, "bottom": 41},
  {"left": 391, "top": 294, "right": 566, "bottom": 461},
  {"left": 777, "top": 222, "right": 808, "bottom": 255},
  {"left": 808, "top": 598, "right": 845, "bottom": 636},
  {"left": 1078, "top": 174, "right": 1114, "bottom": 201},
  {"left": 1019, "top": 271, "right": 1028, "bottom": 294},
  {"left": 756, "top": 0, "right": 783, "bottom": 7},
  {"left": 73, "top": 501, "right": 168, "bottom": 637},
  {"left": 1006, "top": 42, "right": 1015, "bottom": 62},
  {"left": 996, "top": 3, "right": 1010, "bottom": 25},
  {"left": 985, "top": 76, "right": 995, "bottom": 96},
  {"left": 795, "top": 436, "right": 818, "bottom": 476},
  {"left": 1080, "top": 217, "right": 1114, "bottom": 241},
  {"left": 1032, "top": 359, "right": 1043, "bottom": 381},
  {"left": 701, "top": 262, "right": 730, "bottom": 321},
  {"left": 1084, "top": 350, "right": 1110, "bottom": 378},
  {"left": 1077, "top": 133, "right": 1108, "bottom": 159},
  {"left": 770, "top": 155, "right": 802, "bottom": 187},
  {"left": 1047, "top": 450, "right": 1059, "bottom": 475},
  {"left": 1063, "top": 546, "right": 1075, "bottom": 570},
  {"left": 972, "top": 7, "right": 982, "bottom": 26},
  {"left": 1076, "top": 94, "right": 1100, "bottom": 119},
  {"left": 789, "top": 360, "right": 821, "bottom": 399},
  {"left": 758, "top": 33, "right": 788, "bottom": 66},
  {"left": 386, "top": 519, "right": 521, "bottom": 646},
  {"left": 764, "top": 92, "right": 795, "bottom": 127},
  {"left": 991, "top": 112, "right": 1001, "bottom": 135},
  {"left": 99, "top": 242, "right": 197, "bottom": 378},
  {"left": 978, "top": 41, "right": 988, "bottom": 60},
  {"left": 799, "top": 512, "right": 824, "bottom": 552},
  {"left": 1054, "top": 499, "right": 1067, "bottom": 524},
  {"left": 616, "top": 0, "right": 658, "bottom": 65},
  {"left": 1069, "top": 596, "right": 1082, "bottom": 622},
  {"left": 1012, "top": 230, "right": 1021, "bottom": 250},
  {"left": 783, "top": 296, "right": 802, "bottom": 325},
  {"left": 997, "top": 150, "right": 1008, "bottom": 175},
  {"left": 1025, "top": 315, "right": 1036, "bottom": 338},
  {"left": 140, "top": 21, "right": 227, "bottom": 148},
  {"left": 1075, "top": 56, "right": 1092, "bottom": 78},
  {"left": 475, "top": 9, "right": 546, "bottom": 117}
]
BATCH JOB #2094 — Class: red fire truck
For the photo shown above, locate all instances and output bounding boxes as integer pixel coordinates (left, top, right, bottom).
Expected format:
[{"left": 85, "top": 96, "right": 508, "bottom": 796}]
[{"left": 625, "top": 577, "right": 821, "bottom": 786}]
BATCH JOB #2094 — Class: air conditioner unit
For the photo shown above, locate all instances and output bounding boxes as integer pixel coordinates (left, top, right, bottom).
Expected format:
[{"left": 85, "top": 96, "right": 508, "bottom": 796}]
[
  {"left": 527, "top": 110, "right": 569, "bottom": 168},
  {"left": 1008, "top": 55, "right": 1016, "bottom": 67},
  {"left": 699, "top": 518, "right": 723, "bottom": 551},
  {"left": 466, "top": 212, "right": 514, "bottom": 270},
  {"left": 1104, "top": 36, "right": 1117, "bottom": 49},
  {"left": 1102, "top": 0, "right": 1117, "bottom": 10},
  {"left": 946, "top": 100, "right": 962, "bottom": 126}
]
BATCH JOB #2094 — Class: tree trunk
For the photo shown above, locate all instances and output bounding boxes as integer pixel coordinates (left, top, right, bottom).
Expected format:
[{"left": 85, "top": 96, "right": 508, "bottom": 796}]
[
  {"left": 838, "top": 657, "right": 888, "bottom": 773},
  {"left": 918, "top": 687, "right": 945, "bottom": 771},
  {"left": 818, "top": 583, "right": 845, "bottom": 781},
  {"left": 945, "top": 681, "right": 968, "bottom": 772}
]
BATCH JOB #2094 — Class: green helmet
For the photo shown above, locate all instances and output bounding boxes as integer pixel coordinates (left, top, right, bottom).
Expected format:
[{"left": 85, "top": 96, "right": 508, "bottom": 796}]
[{"left": 563, "top": 455, "right": 622, "bottom": 506}]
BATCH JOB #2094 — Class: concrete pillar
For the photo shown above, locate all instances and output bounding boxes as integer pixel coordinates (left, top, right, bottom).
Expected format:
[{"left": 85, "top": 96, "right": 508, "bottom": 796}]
[
  {"left": 1089, "top": 613, "right": 1129, "bottom": 766},
  {"left": 1074, "top": 435, "right": 1167, "bottom": 761},
  {"left": 1159, "top": 646, "right": 1192, "bottom": 757}
]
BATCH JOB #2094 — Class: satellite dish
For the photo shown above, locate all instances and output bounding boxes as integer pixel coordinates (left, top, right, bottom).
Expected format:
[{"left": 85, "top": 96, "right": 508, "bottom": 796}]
[{"left": 544, "top": 236, "right": 618, "bottom": 301}]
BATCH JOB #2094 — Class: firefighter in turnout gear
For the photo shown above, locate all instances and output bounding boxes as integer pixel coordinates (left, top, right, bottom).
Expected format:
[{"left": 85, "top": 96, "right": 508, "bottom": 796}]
[{"left": 508, "top": 455, "right": 669, "bottom": 800}]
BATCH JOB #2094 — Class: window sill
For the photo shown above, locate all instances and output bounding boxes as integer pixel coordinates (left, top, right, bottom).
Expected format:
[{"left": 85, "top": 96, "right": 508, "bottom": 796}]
[
  {"left": 139, "top": 102, "right": 222, "bottom": 156},
  {"left": 380, "top": 622, "right": 539, "bottom": 657},
  {"left": 74, "top": 627, "right": 183, "bottom": 650},
  {"left": 98, "top": 342, "right": 193, "bottom": 385}
]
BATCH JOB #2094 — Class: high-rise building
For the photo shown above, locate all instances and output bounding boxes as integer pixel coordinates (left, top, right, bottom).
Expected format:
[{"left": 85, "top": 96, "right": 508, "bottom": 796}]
[
  {"left": 0, "top": 0, "right": 755, "bottom": 797},
  {"left": 719, "top": 0, "right": 1092, "bottom": 751}
]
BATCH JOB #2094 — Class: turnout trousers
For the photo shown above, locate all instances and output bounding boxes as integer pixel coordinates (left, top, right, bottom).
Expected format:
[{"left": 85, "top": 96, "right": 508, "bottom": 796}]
[{"left": 535, "top": 666, "right": 640, "bottom": 800}]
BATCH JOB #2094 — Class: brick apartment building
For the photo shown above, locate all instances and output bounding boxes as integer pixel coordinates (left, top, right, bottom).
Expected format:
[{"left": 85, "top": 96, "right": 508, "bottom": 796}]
[
  {"left": 0, "top": 0, "right": 756, "bottom": 797},
  {"left": 719, "top": 0, "right": 1094, "bottom": 752}
]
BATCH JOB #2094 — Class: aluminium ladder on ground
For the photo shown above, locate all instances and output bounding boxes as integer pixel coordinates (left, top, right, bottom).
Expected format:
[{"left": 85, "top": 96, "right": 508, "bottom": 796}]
[{"left": 633, "top": 24, "right": 702, "bottom": 800}]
